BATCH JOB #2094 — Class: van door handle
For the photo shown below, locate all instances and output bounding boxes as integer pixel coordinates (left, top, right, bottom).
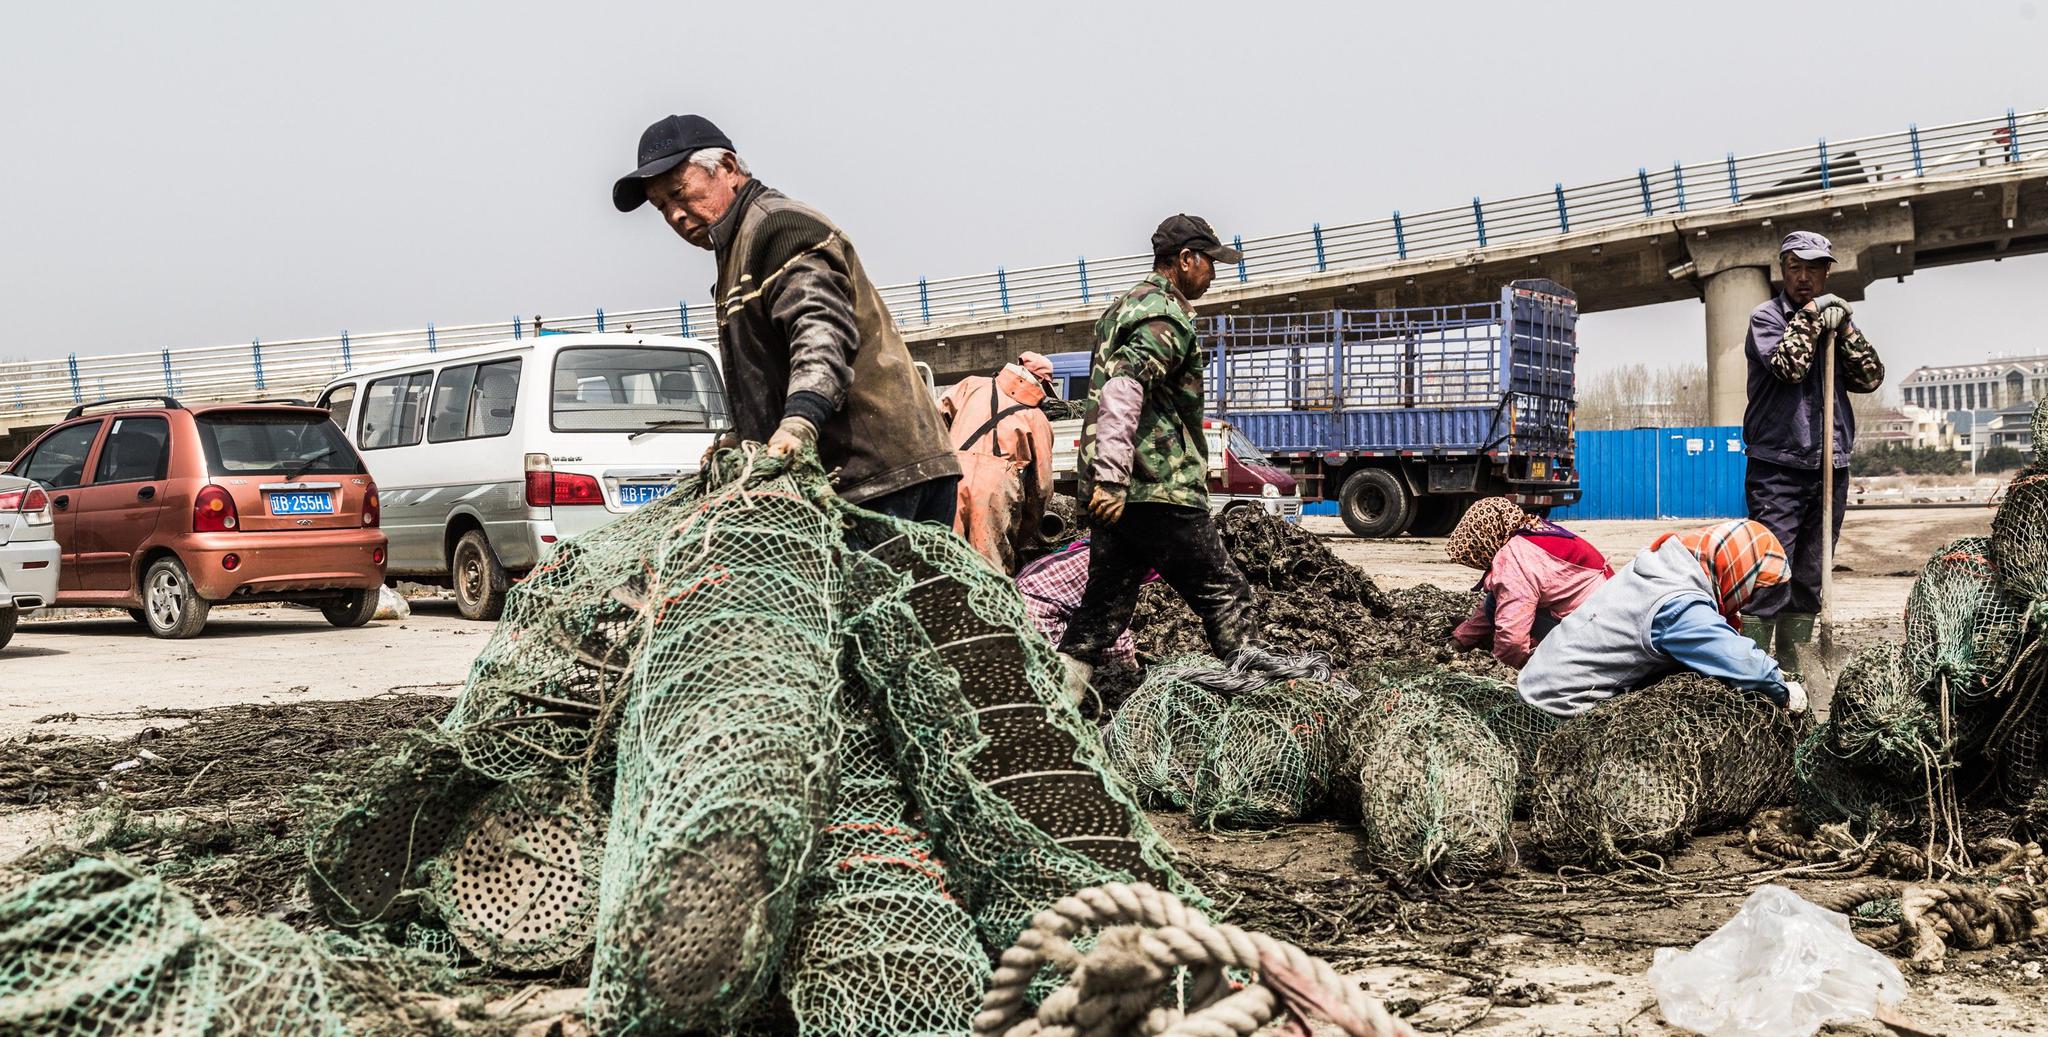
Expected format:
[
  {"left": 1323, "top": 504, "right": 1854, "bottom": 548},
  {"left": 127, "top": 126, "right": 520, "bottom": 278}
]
[
  {"left": 136, "top": 486, "right": 156, "bottom": 501},
  {"left": 52, "top": 494, "right": 68, "bottom": 511}
]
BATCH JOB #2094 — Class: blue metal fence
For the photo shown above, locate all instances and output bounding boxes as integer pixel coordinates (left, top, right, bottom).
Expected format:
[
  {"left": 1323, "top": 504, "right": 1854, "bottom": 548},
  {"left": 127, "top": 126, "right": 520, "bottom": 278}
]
[{"left": 1553, "top": 426, "right": 1748, "bottom": 521}]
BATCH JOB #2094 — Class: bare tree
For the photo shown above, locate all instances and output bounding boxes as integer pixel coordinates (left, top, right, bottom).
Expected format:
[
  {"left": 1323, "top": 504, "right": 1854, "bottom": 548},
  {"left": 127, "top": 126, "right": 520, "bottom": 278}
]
[{"left": 1576, "top": 364, "right": 1711, "bottom": 429}]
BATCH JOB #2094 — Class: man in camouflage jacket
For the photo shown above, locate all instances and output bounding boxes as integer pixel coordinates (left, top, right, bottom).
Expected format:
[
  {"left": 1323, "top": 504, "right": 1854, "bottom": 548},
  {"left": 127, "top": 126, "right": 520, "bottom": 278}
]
[
  {"left": 1055, "top": 215, "right": 1254, "bottom": 699},
  {"left": 1740, "top": 230, "right": 1885, "bottom": 669},
  {"left": 614, "top": 114, "right": 959, "bottom": 520}
]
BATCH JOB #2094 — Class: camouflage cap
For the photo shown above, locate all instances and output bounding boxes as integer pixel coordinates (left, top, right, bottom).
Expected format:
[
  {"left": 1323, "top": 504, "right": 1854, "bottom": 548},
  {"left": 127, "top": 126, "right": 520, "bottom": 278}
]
[{"left": 1152, "top": 214, "right": 1244, "bottom": 264}]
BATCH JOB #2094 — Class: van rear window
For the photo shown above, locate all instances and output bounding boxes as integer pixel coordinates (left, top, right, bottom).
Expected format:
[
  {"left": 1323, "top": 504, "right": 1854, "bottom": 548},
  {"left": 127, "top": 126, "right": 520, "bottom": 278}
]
[
  {"left": 552, "top": 347, "right": 728, "bottom": 433},
  {"left": 196, "top": 413, "right": 361, "bottom": 476}
]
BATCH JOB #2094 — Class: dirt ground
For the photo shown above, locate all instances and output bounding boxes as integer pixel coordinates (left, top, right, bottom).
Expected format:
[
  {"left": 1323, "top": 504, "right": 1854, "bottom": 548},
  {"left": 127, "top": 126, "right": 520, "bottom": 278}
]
[
  {"left": 0, "top": 600, "right": 481, "bottom": 740},
  {"left": 1, "top": 505, "right": 2033, "bottom": 1035}
]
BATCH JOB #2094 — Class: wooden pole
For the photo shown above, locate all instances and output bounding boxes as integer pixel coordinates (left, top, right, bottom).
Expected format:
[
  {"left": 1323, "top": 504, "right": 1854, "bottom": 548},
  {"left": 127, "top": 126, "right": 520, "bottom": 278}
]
[{"left": 1819, "top": 327, "right": 1837, "bottom": 635}]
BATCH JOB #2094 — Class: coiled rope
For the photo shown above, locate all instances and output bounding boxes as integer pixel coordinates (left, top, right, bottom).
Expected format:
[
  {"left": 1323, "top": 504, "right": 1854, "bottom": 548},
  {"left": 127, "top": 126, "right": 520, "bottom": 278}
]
[{"left": 973, "top": 881, "right": 1417, "bottom": 1037}]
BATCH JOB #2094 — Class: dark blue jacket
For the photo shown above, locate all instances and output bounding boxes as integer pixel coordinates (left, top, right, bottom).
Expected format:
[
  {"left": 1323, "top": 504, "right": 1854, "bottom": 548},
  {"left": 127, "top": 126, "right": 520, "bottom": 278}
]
[{"left": 1743, "top": 295, "right": 1855, "bottom": 470}]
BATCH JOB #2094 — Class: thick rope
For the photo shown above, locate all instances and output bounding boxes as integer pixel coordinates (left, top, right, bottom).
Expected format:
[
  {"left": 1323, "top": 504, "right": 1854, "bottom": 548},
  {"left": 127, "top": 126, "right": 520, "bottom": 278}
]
[{"left": 973, "top": 882, "right": 1418, "bottom": 1037}]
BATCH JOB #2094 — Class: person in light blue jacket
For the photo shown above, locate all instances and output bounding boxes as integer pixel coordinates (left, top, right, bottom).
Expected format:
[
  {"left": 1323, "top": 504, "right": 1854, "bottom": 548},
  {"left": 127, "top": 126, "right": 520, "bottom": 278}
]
[{"left": 1519, "top": 520, "right": 1806, "bottom": 718}]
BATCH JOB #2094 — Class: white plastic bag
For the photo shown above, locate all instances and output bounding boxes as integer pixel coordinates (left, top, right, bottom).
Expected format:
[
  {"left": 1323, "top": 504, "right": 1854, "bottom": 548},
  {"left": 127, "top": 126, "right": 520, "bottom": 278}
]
[
  {"left": 1648, "top": 884, "right": 1905, "bottom": 1037},
  {"left": 374, "top": 586, "right": 411, "bottom": 621}
]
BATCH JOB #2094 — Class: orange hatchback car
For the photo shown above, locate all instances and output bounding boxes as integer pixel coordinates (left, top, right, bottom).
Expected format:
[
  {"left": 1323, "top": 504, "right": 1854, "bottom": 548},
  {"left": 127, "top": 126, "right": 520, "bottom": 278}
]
[{"left": 5, "top": 396, "right": 388, "bottom": 638}]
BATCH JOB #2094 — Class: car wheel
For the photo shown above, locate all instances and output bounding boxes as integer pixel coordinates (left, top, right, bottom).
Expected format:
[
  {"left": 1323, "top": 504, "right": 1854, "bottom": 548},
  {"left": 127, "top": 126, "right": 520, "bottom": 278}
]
[
  {"left": 0, "top": 605, "right": 15, "bottom": 651},
  {"left": 142, "top": 557, "right": 211, "bottom": 639},
  {"left": 451, "top": 530, "right": 508, "bottom": 621},
  {"left": 1337, "top": 468, "right": 1413, "bottom": 539},
  {"left": 321, "top": 588, "right": 380, "bottom": 628}
]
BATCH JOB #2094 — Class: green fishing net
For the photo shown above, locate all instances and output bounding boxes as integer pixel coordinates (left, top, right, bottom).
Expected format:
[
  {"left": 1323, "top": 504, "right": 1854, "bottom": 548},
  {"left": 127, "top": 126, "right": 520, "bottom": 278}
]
[
  {"left": 1345, "top": 685, "right": 1517, "bottom": 887},
  {"left": 1530, "top": 673, "right": 1803, "bottom": 868},
  {"left": 1189, "top": 677, "right": 1356, "bottom": 829},
  {"left": 1903, "top": 536, "right": 2025, "bottom": 709},
  {"left": 1404, "top": 670, "right": 1559, "bottom": 796},
  {"left": 1101, "top": 656, "right": 1229, "bottom": 810},
  {"left": 1792, "top": 725, "right": 1927, "bottom": 834},
  {"left": 0, "top": 859, "right": 424, "bottom": 1037}
]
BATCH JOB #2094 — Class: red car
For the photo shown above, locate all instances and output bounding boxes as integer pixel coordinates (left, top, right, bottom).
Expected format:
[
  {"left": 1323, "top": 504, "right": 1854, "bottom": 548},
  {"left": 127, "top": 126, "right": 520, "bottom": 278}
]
[{"left": 5, "top": 396, "right": 388, "bottom": 638}]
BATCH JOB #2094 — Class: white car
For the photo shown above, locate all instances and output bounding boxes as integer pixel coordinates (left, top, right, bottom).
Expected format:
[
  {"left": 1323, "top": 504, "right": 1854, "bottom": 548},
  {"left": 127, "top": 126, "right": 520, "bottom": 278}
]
[
  {"left": 318, "top": 333, "right": 727, "bottom": 620},
  {"left": 0, "top": 474, "right": 60, "bottom": 651}
]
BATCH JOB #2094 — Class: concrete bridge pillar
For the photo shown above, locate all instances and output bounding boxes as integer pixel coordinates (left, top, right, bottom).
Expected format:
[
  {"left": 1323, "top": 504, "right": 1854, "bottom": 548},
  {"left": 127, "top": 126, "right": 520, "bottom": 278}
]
[{"left": 1702, "top": 266, "right": 1770, "bottom": 427}]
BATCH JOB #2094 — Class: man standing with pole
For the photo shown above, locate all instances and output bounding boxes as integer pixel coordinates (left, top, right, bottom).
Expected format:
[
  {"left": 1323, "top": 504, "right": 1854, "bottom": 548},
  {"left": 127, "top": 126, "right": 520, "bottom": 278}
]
[
  {"left": 613, "top": 114, "right": 960, "bottom": 521},
  {"left": 1055, "top": 215, "right": 1255, "bottom": 700},
  {"left": 1739, "top": 231, "right": 1886, "bottom": 671}
]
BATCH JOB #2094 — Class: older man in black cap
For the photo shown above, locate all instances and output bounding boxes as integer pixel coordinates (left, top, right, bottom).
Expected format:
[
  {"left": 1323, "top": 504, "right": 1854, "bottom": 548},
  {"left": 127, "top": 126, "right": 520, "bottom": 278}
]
[
  {"left": 1740, "top": 230, "right": 1886, "bottom": 670},
  {"left": 614, "top": 115, "right": 959, "bottom": 522}
]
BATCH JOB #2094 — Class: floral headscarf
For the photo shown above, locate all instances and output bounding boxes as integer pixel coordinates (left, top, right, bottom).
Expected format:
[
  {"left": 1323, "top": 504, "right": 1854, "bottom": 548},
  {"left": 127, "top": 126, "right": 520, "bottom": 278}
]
[{"left": 1445, "top": 497, "right": 1537, "bottom": 571}]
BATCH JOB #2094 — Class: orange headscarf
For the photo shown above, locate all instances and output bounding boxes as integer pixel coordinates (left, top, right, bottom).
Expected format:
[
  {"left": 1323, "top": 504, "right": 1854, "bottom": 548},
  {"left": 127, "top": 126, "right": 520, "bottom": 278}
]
[{"left": 1650, "top": 520, "right": 1789, "bottom": 624}]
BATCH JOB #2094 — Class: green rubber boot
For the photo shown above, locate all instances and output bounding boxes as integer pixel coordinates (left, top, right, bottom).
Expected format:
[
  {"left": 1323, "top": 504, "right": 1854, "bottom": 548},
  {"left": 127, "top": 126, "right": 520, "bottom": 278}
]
[
  {"left": 1775, "top": 613, "right": 1817, "bottom": 678},
  {"left": 1740, "top": 615, "right": 1777, "bottom": 655}
]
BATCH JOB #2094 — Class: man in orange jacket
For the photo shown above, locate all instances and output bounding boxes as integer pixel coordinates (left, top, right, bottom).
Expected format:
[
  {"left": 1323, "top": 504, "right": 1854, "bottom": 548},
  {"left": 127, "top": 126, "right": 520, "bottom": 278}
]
[{"left": 939, "top": 353, "right": 1057, "bottom": 572}]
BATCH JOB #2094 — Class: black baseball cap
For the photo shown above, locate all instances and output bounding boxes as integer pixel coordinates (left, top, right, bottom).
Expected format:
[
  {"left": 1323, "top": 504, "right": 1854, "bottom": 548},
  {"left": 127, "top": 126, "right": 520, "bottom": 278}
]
[
  {"left": 612, "top": 114, "right": 735, "bottom": 213},
  {"left": 1152, "top": 214, "right": 1243, "bottom": 264}
]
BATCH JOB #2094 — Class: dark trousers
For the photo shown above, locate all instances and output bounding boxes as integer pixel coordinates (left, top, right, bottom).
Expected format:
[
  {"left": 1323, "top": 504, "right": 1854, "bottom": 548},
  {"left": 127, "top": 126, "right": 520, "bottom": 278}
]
[
  {"left": 1058, "top": 502, "right": 1252, "bottom": 663},
  {"left": 859, "top": 475, "right": 961, "bottom": 526},
  {"left": 1744, "top": 456, "right": 1847, "bottom": 619}
]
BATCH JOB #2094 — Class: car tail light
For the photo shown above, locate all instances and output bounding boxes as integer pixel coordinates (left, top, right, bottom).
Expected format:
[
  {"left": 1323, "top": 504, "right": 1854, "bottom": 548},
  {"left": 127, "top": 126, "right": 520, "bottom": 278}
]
[
  {"left": 194, "top": 484, "right": 239, "bottom": 532},
  {"left": 372, "top": 546, "right": 386, "bottom": 566},
  {"left": 363, "top": 481, "right": 380, "bottom": 527},
  {"left": 523, "top": 454, "right": 604, "bottom": 507},
  {"left": 0, "top": 485, "right": 51, "bottom": 525},
  {"left": 222, "top": 553, "right": 241, "bottom": 571}
]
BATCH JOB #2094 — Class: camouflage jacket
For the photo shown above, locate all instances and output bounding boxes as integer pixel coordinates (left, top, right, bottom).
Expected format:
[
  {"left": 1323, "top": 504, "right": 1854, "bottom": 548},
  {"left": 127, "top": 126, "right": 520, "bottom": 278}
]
[
  {"left": 1077, "top": 273, "right": 1209, "bottom": 509},
  {"left": 1743, "top": 295, "right": 1885, "bottom": 470}
]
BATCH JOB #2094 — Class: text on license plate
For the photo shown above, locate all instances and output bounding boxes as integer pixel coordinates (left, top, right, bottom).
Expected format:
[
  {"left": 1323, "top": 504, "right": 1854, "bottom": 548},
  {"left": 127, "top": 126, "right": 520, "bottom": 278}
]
[
  {"left": 1529, "top": 461, "right": 1548, "bottom": 479},
  {"left": 270, "top": 491, "right": 334, "bottom": 515},
  {"left": 619, "top": 483, "right": 675, "bottom": 507}
]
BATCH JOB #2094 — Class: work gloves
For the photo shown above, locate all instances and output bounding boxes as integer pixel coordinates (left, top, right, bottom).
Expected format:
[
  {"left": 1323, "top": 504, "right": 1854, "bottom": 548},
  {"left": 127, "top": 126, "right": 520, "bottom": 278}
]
[
  {"left": 1088, "top": 484, "right": 1127, "bottom": 526},
  {"left": 766, "top": 415, "right": 819, "bottom": 459},
  {"left": 1783, "top": 680, "right": 1809, "bottom": 714},
  {"left": 1809, "top": 293, "right": 1853, "bottom": 331}
]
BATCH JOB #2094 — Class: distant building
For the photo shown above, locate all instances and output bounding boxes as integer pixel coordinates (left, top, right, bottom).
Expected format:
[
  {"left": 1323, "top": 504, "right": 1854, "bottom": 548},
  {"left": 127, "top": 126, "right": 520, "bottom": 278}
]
[
  {"left": 1863, "top": 405, "right": 1951, "bottom": 450},
  {"left": 1985, "top": 402, "right": 2036, "bottom": 453},
  {"left": 1900, "top": 355, "right": 2048, "bottom": 413}
]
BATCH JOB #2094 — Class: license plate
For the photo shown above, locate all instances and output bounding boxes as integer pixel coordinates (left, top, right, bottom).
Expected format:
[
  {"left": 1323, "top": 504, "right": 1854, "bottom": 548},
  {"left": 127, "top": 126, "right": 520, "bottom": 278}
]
[
  {"left": 619, "top": 482, "right": 674, "bottom": 507},
  {"left": 1529, "top": 461, "right": 1549, "bottom": 479},
  {"left": 270, "top": 491, "right": 334, "bottom": 515}
]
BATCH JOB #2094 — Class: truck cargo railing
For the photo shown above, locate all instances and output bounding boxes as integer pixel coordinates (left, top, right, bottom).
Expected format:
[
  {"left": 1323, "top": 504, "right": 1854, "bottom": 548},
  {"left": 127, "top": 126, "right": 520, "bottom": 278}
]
[{"left": 3, "top": 106, "right": 2039, "bottom": 432}]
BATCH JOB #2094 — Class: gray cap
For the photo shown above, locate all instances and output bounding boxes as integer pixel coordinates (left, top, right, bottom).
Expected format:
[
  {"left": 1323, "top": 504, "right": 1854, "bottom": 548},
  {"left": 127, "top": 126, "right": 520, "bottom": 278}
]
[{"left": 1779, "top": 231, "right": 1835, "bottom": 263}]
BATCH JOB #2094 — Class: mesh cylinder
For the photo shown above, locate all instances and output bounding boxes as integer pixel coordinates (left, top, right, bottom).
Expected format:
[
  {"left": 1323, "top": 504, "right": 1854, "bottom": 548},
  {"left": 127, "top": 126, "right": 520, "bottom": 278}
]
[{"left": 1346, "top": 688, "right": 1517, "bottom": 886}]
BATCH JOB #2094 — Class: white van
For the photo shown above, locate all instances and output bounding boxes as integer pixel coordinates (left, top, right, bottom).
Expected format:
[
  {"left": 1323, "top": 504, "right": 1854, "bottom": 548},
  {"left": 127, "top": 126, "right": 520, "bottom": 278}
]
[{"left": 318, "top": 333, "right": 726, "bottom": 619}]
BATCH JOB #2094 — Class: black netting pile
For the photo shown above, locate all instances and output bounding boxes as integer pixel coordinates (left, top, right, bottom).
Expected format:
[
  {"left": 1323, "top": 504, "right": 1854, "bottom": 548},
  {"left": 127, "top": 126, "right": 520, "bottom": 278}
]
[
  {"left": 1530, "top": 673, "right": 1804, "bottom": 868},
  {"left": 1126, "top": 510, "right": 1512, "bottom": 681},
  {"left": 1343, "top": 683, "right": 1519, "bottom": 888}
]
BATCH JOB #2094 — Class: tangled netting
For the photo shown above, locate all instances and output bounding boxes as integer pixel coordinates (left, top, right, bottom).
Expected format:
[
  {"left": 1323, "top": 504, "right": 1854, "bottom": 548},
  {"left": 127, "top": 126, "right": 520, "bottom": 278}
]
[
  {"left": 1988, "top": 462, "right": 2048, "bottom": 805},
  {"left": 0, "top": 859, "right": 425, "bottom": 1036},
  {"left": 1530, "top": 673, "right": 1803, "bottom": 868},
  {"left": 1344, "top": 684, "right": 1518, "bottom": 888},
  {"left": 293, "top": 448, "right": 1196, "bottom": 1034},
  {"left": 1102, "top": 655, "right": 1356, "bottom": 828},
  {"left": 1792, "top": 644, "right": 1954, "bottom": 836},
  {"left": 1904, "top": 536, "right": 2024, "bottom": 710}
]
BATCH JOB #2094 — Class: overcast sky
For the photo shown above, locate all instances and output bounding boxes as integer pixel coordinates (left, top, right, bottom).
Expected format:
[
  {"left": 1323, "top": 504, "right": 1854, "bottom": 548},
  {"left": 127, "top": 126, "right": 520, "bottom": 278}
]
[{"left": 3, "top": 1, "right": 2043, "bottom": 391}]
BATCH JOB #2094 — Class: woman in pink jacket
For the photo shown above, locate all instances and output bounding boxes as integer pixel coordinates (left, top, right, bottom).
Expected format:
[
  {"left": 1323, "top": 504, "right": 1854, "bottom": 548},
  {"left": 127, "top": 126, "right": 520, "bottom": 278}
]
[{"left": 1446, "top": 497, "right": 1612, "bottom": 669}]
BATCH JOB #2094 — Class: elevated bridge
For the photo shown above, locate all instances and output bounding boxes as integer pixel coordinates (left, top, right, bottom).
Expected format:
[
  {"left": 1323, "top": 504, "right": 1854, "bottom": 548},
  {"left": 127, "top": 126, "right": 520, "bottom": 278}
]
[{"left": 3, "top": 107, "right": 2044, "bottom": 438}]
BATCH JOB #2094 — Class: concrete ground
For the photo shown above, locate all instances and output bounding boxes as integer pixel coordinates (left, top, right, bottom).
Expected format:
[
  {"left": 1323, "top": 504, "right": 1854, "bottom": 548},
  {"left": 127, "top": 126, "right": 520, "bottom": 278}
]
[{"left": 1, "top": 599, "right": 482, "bottom": 740}]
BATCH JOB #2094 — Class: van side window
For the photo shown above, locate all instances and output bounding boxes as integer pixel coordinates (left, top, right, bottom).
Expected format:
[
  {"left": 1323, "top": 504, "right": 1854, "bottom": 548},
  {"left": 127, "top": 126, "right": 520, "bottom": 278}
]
[
  {"left": 427, "top": 360, "right": 521, "bottom": 443},
  {"left": 14, "top": 421, "right": 102, "bottom": 489},
  {"left": 359, "top": 371, "right": 433, "bottom": 449},
  {"left": 93, "top": 416, "right": 171, "bottom": 483},
  {"left": 319, "top": 384, "right": 358, "bottom": 434}
]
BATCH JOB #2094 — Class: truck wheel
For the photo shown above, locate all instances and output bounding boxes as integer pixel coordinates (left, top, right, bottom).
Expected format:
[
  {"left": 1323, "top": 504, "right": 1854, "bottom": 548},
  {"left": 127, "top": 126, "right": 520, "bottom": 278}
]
[
  {"left": 1408, "top": 496, "right": 1471, "bottom": 537},
  {"left": 321, "top": 588, "right": 380, "bottom": 628},
  {"left": 452, "top": 530, "right": 508, "bottom": 621},
  {"left": 0, "top": 606, "right": 14, "bottom": 651},
  {"left": 1338, "top": 469, "right": 1413, "bottom": 539},
  {"left": 142, "top": 557, "right": 212, "bottom": 639}
]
